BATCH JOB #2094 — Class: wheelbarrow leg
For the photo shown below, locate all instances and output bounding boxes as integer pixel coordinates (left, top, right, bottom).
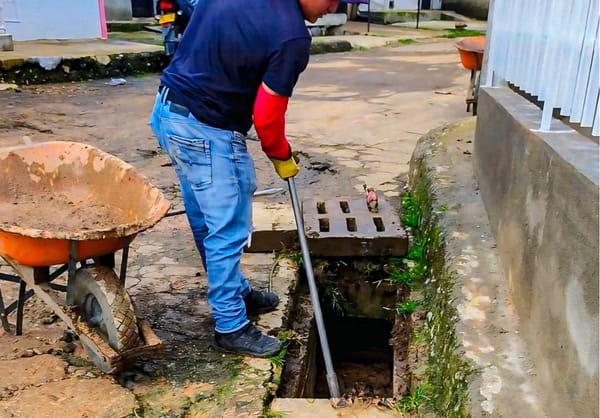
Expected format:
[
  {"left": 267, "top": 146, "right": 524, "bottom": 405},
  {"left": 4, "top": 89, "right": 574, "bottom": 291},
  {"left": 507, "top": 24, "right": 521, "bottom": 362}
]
[
  {"left": 15, "top": 280, "right": 26, "bottom": 335},
  {"left": 466, "top": 69, "right": 475, "bottom": 112},
  {"left": 0, "top": 287, "right": 10, "bottom": 332}
]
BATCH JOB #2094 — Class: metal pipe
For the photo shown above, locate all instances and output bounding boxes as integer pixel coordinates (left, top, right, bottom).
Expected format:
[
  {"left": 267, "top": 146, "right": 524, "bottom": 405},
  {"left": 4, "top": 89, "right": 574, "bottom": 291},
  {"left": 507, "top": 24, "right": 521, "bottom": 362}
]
[
  {"left": 286, "top": 177, "right": 340, "bottom": 400},
  {"left": 165, "top": 188, "right": 287, "bottom": 217}
]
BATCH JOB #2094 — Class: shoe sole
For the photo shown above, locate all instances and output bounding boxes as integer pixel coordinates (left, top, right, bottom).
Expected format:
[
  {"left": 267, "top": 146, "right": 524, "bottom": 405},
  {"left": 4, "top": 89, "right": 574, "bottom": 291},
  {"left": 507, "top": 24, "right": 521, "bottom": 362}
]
[
  {"left": 212, "top": 342, "right": 282, "bottom": 358},
  {"left": 246, "top": 301, "right": 279, "bottom": 316}
]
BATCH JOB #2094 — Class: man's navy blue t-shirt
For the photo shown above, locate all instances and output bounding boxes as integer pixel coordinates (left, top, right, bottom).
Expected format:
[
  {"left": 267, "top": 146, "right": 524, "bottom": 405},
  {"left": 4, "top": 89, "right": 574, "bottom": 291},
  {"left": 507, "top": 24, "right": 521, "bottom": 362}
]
[{"left": 160, "top": 0, "right": 311, "bottom": 135}]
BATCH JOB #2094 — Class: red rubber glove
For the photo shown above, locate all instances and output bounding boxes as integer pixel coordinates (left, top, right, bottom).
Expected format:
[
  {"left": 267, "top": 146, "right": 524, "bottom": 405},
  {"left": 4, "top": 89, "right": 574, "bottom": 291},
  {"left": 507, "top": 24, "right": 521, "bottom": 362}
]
[{"left": 253, "top": 83, "right": 291, "bottom": 160}]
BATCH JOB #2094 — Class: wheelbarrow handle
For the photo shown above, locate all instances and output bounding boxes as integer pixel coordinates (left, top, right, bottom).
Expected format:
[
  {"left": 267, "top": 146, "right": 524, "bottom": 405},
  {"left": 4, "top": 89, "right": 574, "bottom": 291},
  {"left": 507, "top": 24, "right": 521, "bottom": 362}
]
[{"left": 286, "top": 177, "right": 341, "bottom": 400}]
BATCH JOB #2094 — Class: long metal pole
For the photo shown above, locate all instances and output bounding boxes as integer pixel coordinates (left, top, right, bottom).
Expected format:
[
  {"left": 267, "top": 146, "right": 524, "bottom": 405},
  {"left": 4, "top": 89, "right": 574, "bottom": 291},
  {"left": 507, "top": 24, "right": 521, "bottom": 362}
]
[{"left": 287, "top": 177, "right": 340, "bottom": 400}]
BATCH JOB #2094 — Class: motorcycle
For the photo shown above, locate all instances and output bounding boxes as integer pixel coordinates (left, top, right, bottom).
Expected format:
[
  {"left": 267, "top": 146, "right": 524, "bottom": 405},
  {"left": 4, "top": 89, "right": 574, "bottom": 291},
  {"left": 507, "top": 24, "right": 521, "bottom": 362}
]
[{"left": 155, "top": 0, "right": 195, "bottom": 56}]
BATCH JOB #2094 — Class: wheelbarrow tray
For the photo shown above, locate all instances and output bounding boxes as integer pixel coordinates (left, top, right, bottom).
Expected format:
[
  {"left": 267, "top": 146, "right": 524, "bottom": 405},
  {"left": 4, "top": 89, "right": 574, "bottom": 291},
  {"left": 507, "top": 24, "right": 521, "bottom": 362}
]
[
  {"left": 455, "top": 36, "right": 486, "bottom": 71},
  {"left": 0, "top": 141, "right": 170, "bottom": 266}
]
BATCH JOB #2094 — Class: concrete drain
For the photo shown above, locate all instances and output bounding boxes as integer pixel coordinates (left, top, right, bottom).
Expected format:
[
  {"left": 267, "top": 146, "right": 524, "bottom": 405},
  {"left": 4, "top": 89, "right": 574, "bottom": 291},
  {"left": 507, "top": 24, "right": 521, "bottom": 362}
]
[
  {"left": 278, "top": 258, "right": 410, "bottom": 401},
  {"left": 313, "top": 316, "right": 393, "bottom": 398}
]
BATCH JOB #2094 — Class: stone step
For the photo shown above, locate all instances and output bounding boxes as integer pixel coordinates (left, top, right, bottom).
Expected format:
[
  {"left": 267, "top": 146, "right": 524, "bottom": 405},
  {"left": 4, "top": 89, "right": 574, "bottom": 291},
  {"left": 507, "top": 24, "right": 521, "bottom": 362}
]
[{"left": 246, "top": 200, "right": 297, "bottom": 253}]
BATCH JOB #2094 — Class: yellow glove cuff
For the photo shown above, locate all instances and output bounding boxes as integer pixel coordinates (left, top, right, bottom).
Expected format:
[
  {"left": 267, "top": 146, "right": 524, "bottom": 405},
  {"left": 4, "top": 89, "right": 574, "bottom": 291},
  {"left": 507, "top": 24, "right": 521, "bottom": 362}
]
[{"left": 270, "top": 156, "right": 299, "bottom": 179}]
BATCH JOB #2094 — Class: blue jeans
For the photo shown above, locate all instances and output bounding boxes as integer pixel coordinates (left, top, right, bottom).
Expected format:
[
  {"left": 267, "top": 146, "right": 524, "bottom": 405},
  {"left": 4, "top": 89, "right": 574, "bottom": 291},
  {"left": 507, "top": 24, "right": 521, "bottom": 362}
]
[
  {"left": 149, "top": 89, "right": 255, "bottom": 333},
  {"left": 162, "top": 26, "right": 178, "bottom": 56}
]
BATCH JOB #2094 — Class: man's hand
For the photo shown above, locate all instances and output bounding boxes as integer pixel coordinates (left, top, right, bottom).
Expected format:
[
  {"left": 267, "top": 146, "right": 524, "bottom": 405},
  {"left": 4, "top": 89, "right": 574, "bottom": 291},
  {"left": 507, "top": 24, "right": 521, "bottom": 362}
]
[{"left": 270, "top": 152, "right": 299, "bottom": 179}]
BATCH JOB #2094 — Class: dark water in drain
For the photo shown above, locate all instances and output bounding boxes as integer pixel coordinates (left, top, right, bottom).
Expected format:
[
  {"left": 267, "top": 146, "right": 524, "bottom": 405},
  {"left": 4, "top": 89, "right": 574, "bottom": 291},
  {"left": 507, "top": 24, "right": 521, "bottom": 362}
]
[{"left": 313, "top": 316, "right": 393, "bottom": 398}]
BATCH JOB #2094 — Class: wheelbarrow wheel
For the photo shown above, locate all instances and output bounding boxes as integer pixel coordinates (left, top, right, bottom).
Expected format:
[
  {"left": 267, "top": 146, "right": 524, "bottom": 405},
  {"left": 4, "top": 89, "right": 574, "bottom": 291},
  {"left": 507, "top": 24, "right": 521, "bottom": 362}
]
[{"left": 70, "top": 266, "right": 141, "bottom": 352}]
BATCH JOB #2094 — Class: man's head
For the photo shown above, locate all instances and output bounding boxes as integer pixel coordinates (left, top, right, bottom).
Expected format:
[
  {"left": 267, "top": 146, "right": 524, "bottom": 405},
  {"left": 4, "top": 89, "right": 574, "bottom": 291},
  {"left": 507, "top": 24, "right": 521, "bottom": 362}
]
[{"left": 298, "top": 0, "right": 340, "bottom": 23}]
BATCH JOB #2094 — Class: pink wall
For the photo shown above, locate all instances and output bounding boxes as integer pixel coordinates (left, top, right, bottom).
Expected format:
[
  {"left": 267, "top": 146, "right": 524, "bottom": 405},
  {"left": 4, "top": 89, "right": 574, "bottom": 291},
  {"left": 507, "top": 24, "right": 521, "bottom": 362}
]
[{"left": 98, "top": 0, "right": 108, "bottom": 39}]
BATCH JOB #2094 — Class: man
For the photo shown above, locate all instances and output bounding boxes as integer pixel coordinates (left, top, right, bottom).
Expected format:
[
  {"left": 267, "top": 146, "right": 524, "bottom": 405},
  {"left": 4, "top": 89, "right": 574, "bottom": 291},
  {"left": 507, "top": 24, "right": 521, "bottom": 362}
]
[{"left": 150, "top": 0, "right": 340, "bottom": 358}]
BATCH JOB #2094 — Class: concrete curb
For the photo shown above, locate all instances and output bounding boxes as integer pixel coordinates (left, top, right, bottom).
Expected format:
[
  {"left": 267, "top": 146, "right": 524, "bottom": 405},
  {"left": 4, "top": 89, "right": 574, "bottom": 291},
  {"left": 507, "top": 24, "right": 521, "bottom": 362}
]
[
  {"left": 0, "top": 51, "right": 168, "bottom": 85},
  {"left": 0, "top": 39, "right": 354, "bottom": 86},
  {"left": 408, "top": 119, "right": 547, "bottom": 417}
]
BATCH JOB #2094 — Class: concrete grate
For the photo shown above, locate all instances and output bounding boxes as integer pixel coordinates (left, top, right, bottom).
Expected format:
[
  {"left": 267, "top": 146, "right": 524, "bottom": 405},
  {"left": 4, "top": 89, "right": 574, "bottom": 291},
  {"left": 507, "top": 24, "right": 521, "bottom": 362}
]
[{"left": 302, "top": 196, "right": 407, "bottom": 257}]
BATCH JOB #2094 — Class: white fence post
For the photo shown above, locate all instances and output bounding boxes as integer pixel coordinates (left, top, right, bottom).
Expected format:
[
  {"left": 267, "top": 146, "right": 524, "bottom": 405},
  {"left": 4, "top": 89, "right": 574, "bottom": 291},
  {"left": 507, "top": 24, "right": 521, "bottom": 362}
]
[
  {"left": 485, "top": 0, "right": 599, "bottom": 136},
  {"left": 0, "top": 0, "right": 14, "bottom": 51}
]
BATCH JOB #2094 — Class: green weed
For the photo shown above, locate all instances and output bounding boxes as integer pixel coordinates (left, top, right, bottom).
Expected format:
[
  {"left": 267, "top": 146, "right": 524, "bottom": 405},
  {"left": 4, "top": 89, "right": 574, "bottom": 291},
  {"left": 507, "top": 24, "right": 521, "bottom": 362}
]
[
  {"left": 396, "top": 299, "right": 420, "bottom": 315},
  {"left": 324, "top": 285, "right": 347, "bottom": 315},
  {"left": 440, "top": 29, "right": 485, "bottom": 38},
  {"left": 268, "top": 330, "right": 298, "bottom": 368},
  {"left": 261, "top": 411, "right": 286, "bottom": 418},
  {"left": 397, "top": 383, "right": 432, "bottom": 414},
  {"left": 401, "top": 193, "right": 420, "bottom": 228}
]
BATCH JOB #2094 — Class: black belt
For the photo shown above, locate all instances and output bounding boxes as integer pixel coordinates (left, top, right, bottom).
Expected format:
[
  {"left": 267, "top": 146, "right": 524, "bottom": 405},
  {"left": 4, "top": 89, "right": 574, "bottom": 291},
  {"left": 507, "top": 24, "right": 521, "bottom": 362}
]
[{"left": 158, "top": 85, "right": 191, "bottom": 118}]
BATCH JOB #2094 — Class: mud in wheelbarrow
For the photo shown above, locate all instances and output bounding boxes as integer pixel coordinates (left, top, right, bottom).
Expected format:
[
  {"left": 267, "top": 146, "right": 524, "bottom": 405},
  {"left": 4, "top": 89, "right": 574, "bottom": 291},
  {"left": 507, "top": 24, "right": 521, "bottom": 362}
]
[{"left": 0, "top": 141, "right": 170, "bottom": 373}]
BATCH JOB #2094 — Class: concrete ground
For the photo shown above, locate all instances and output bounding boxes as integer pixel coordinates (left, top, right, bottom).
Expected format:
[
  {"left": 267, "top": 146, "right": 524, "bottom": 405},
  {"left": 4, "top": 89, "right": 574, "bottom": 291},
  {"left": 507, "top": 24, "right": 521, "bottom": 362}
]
[{"left": 0, "top": 19, "right": 508, "bottom": 418}]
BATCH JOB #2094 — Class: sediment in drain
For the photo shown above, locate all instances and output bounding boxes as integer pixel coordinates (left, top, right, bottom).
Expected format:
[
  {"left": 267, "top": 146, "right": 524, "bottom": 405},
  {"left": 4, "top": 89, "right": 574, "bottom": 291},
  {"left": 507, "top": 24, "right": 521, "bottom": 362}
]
[{"left": 277, "top": 257, "right": 412, "bottom": 400}]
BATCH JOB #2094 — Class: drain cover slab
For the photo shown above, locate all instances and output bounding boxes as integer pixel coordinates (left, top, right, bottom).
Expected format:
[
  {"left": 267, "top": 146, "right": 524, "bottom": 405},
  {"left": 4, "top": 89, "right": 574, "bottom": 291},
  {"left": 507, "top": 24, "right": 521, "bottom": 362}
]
[{"left": 302, "top": 196, "right": 407, "bottom": 257}]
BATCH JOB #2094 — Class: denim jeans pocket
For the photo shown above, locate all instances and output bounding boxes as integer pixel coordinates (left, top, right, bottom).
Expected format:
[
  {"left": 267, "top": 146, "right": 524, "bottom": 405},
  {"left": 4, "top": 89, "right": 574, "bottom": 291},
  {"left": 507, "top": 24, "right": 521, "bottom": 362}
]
[{"left": 167, "top": 133, "right": 212, "bottom": 189}]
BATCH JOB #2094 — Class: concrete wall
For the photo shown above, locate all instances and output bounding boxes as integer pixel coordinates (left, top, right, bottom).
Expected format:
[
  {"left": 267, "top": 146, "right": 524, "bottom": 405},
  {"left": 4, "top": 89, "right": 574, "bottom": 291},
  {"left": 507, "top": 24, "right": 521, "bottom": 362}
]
[
  {"left": 104, "top": 0, "right": 133, "bottom": 21},
  {"left": 442, "top": 0, "right": 489, "bottom": 19},
  {"left": 5, "top": 0, "right": 103, "bottom": 41},
  {"left": 473, "top": 86, "right": 599, "bottom": 418}
]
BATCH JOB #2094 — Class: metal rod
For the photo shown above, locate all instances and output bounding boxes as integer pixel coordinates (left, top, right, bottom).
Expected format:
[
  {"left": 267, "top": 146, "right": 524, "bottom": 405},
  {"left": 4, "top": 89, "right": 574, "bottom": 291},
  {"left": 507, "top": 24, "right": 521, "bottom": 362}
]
[
  {"left": 16, "top": 280, "right": 26, "bottom": 335},
  {"left": 5, "top": 289, "right": 34, "bottom": 315},
  {"left": 367, "top": 0, "right": 371, "bottom": 33},
  {"left": 120, "top": 242, "right": 130, "bottom": 286},
  {"left": 166, "top": 188, "right": 287, "bottom": 217},
  {"left": 253, "top": 187, "right": 285, "bottom": 197},
  {"left": 286, "top": 177, "right": 340, "bottom": 400},
  {"left": 0, "top": 272, "right": 21, "bottom": 283},
  {"left": 66, "top": 240, "right": 78, "bottom": 305},
  {"left": 0, "top": 286, "right": 10, "bottom": 331},
  {"left": 49, "top": 264, "right": 69, "bottom": 281}
]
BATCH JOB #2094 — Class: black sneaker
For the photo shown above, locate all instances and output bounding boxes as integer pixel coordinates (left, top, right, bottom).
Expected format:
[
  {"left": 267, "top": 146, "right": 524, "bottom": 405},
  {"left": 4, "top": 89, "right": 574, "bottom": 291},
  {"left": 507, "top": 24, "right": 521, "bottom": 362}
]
[
  {"left": 214, "top": 324, "right": 282, "bottom": 358},
  {"left": 244, "top": 289, "right": 279, "bottom": 315}
]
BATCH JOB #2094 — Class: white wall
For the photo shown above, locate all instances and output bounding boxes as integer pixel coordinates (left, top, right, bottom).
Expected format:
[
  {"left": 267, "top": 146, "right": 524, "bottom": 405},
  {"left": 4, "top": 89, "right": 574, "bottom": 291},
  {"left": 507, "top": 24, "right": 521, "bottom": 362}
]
[
  {"left": 5, "top": 0, "right": 103, "bottom": 41},
  {"left": 359, "top": 0, "right": 443, "bottom": 12},
  {"left": 104, "top": 0, "right": 132, "bottom": 20}
]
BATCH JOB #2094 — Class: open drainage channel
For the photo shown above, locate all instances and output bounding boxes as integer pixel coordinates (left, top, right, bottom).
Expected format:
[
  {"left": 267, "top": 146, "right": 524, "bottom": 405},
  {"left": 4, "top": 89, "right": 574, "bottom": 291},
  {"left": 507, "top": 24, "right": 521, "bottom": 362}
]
[{"left": 277, "top": 257, "right": 412, "bottom": 403}]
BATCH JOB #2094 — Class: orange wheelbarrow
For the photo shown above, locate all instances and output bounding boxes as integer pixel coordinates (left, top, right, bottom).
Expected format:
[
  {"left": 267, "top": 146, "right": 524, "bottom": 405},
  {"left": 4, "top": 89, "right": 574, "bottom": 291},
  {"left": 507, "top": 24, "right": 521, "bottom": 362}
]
[
  {"left": 455, "top": 35, "right": 486, "bottom": 116},
  {"left": 0, "top": 141, "right": 170, "bottom": 373}
]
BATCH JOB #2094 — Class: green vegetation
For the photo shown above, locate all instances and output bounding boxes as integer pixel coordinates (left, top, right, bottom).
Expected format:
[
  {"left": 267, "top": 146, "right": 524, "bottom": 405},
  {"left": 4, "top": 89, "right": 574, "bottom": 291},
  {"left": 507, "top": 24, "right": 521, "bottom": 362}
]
[
  {"left": 268, "top": 330, "right": 297, "bottom": 368},
  {"left": 440, "top": 29, "right": 486, "bottom": 38},
  {"left": 279, "top": 249, "right": 303, "bottom": 268},
  {"left": 396, "top": 299, "right": 420, "bottom": 315},
  {"left": 401, "top": 193, "right": 420, "bottom": 228},
  {"left": 324, "top": 284, "right": 347, "bottom": 315},
  {"left": 400, "top": 143, "right": 474, "bottom": 417},
  {"left": 261, "top": 411, "right": 286, "bottom": 418},
  {"left": 396, "top": 383, "right": 433, "bottom": 414}
]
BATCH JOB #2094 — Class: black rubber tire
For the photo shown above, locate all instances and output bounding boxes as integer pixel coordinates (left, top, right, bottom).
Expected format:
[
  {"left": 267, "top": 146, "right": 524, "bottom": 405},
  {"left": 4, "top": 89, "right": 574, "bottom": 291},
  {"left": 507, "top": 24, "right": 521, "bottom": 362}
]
[{"left": 70, "top": 266, "right": 141, "bottom": 352}]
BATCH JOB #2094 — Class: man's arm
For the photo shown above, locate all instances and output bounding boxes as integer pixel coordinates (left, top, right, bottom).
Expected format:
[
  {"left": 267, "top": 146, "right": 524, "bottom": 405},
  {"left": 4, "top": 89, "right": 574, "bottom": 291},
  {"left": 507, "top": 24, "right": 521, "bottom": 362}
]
[
  {"left": 253, "top": 82, "right": 291, "bottom": 160},
  {"left": 253, "top": 82, "right": 299, "bottom": 179}
]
